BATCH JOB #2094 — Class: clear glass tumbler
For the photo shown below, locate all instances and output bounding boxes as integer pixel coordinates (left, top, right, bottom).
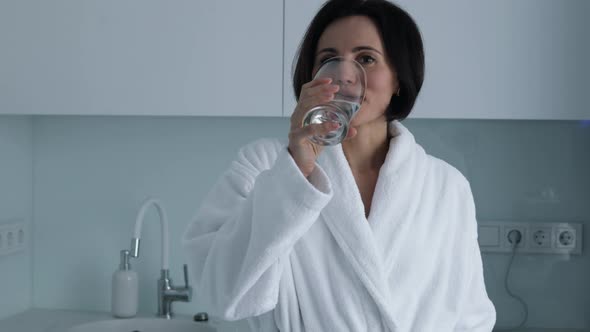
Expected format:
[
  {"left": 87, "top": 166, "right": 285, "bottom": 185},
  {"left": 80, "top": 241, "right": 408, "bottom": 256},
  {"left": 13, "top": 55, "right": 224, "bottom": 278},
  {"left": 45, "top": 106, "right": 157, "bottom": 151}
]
[{"left": 302, "top": 57, "right": 367, "bottom": 146}]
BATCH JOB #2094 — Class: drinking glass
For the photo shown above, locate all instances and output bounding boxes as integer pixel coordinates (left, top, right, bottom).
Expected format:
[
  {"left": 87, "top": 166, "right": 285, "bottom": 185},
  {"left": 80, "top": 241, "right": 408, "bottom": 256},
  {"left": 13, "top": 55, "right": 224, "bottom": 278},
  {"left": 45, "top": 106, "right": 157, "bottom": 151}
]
[{"left": 302, "top": 56, "right": 367, "bottom": 146}]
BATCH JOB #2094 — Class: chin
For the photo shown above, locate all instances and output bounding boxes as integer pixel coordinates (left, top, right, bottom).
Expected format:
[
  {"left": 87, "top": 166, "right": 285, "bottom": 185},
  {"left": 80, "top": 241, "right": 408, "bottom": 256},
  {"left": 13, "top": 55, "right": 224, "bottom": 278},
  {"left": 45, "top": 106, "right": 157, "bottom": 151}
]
[{"left": 350, "top": 113, "right": 387, "bottom": 127}]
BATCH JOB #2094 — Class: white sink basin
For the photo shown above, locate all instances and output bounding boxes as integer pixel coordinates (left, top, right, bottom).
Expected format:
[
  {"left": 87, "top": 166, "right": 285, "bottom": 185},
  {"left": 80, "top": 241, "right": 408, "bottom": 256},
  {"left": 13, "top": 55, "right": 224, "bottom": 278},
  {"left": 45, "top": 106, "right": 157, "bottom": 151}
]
[{"left": 66, "top": 318, "right": 216, "bottom": 332}]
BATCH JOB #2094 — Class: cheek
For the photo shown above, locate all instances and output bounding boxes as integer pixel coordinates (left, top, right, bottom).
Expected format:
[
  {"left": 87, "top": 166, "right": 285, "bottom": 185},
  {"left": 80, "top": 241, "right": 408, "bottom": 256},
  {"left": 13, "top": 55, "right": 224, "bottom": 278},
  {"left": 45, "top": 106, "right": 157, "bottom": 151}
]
[{"left": 366, "top": 71, "right": 396, "bottom": 105}]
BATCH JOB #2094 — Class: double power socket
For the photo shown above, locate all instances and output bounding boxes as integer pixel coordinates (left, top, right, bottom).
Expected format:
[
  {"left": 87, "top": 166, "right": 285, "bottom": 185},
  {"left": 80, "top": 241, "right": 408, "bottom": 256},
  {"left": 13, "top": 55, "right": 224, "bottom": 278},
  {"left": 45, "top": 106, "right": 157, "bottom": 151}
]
[
  {"left": 0, "top": 219, "right": 27, "bottom": 257},
  {"left": 478, "top": 221, "right": 583, "bottom": 255}
]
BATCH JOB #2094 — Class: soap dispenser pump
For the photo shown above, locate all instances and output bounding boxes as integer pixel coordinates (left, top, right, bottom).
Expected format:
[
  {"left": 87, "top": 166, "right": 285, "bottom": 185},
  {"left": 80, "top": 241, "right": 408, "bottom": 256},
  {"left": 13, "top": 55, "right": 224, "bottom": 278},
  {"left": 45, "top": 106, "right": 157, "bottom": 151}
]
[{"left": 112, "top": 249, "right": 138, "bottom": 318}]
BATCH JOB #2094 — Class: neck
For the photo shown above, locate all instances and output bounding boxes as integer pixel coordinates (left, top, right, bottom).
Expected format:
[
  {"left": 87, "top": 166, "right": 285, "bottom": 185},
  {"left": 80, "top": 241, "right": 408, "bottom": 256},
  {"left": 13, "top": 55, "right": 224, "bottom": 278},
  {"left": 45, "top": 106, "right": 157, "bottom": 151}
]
[{"left": 342, "top": 121, "right": 390, "bottom": 172}]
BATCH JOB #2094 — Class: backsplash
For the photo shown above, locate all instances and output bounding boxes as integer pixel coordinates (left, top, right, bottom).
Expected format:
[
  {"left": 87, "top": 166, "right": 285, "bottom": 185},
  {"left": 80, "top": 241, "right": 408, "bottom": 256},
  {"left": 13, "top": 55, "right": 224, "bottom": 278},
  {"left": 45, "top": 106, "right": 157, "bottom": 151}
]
[
  {"left": 0, "top": 117, "right": 33, "bottom": 319},
  {"left": 407, "top": 119, "right": 590, "bottom": 328},
  {"left": 1, "top": 115, "right": 589, "bottom": 328}
]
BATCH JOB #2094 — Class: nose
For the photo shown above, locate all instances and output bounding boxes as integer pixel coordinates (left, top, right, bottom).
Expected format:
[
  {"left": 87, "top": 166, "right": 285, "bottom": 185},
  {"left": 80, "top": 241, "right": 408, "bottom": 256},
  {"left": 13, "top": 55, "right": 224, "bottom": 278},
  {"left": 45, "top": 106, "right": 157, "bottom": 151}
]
[{"left": 334, "top": 61, "right": 358, "bottom": 86}]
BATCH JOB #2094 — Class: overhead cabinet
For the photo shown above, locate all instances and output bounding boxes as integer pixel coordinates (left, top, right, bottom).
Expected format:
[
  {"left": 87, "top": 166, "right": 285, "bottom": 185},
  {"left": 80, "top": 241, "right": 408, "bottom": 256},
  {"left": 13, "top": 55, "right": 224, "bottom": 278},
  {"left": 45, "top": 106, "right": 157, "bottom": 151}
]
[
  {"left": 2, "top": 0, "right": 587, "bottom": 119},
  {"left": 0, "top": 1, "right": 283, "bottom": 116}
]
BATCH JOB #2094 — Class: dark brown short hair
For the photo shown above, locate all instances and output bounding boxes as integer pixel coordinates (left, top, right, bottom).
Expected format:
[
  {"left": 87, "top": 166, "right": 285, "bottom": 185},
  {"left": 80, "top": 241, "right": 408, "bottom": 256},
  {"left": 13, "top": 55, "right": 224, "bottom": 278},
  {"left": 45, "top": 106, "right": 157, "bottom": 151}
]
[{"left": 292, "top": 0, "right": 425, "bottom": 121}]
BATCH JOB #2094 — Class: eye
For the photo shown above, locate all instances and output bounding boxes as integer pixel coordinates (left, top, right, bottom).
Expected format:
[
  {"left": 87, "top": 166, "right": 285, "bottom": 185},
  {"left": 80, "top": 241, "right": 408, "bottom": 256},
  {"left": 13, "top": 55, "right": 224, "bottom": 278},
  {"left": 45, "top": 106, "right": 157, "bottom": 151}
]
[
  {"left": 318, "top": 56, "right": 334, "bottom": 65},
  {"left": 357, "top": 55, "right": 376, "bottom": 65}
]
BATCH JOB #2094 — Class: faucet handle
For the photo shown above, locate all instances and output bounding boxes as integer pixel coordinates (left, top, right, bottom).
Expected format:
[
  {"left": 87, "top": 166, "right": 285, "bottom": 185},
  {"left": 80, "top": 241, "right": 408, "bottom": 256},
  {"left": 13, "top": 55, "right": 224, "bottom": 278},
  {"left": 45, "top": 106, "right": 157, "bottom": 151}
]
[{"left": 183, "top": 264, "right": 190, "bottom": 288}]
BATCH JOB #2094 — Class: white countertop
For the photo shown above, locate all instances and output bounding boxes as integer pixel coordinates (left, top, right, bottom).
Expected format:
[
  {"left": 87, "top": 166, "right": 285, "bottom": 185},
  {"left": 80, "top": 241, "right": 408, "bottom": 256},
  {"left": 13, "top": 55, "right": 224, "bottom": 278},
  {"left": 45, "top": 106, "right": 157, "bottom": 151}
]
[
  {"left": 0, "top": 308, "right": 224, "bottom": 332},
  {"left": 1, "top": 309, "right": 588, "bottom": 332}
]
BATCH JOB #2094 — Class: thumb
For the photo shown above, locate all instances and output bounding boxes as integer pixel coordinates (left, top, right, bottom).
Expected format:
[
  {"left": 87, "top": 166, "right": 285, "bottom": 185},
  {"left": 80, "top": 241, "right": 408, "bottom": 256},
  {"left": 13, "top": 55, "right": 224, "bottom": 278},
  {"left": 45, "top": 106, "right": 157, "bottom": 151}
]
[{"left": 344, "top": 127, "right": 358, "bottom": 140}]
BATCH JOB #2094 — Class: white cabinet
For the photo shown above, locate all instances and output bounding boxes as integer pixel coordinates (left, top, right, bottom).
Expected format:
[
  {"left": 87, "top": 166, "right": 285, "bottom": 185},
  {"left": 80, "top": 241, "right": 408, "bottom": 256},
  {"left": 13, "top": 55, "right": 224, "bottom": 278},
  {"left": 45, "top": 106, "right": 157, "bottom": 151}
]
[
  {"left": 0, "top": 1, "right": 283, "bottom": 116},
  {"left": 283, "top": 0, "right": 590, "bottom": 120}
]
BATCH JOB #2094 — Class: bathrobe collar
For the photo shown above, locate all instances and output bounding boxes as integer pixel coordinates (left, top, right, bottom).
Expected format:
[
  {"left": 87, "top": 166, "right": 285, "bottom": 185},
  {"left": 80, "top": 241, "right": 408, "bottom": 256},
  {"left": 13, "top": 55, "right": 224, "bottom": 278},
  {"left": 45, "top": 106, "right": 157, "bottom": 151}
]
[{"left": 317, "top": 121, "right": 420, "bottom": 331}]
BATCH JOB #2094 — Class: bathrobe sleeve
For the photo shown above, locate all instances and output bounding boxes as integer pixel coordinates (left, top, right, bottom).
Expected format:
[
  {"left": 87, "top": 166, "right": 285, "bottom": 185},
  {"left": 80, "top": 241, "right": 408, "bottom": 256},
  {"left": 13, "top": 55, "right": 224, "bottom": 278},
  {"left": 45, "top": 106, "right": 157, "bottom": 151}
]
[
  {"left": 454, "top": 183, "right": 497, "bottom": 331},
  {"left": 454, "top": 240, "right": 497, "bottom": 332},
  {"left": 182, "top": 139, "right": 333, "bottom": 321}
]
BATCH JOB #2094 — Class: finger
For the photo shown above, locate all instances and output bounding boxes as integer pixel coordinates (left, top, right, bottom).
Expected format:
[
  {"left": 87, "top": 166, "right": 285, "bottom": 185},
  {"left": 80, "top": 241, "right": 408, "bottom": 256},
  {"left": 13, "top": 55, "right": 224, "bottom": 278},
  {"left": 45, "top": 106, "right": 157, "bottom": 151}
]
[
  {"left": 300, "top": 83, "right": 339, "bottom": 100},
  {"left": 343, "top": 126, "right": 358, "bottom": 140},
  {"left": 298, "top": 92, "right": 336, "bottom": 113},
  {"left": 301, "top": 77, "right": 332, "bottom": 90}
]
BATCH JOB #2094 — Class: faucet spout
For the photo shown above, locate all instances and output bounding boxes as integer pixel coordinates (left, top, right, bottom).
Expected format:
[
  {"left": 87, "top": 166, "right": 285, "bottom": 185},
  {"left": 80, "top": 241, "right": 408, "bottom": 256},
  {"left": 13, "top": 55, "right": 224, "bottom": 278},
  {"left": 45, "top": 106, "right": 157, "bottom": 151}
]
[
  {"left": 130, "top": 197, "right": 170, "bottom": 270},
  {"left": 125, "top": 197, "right": 192, "bottom": 319}
]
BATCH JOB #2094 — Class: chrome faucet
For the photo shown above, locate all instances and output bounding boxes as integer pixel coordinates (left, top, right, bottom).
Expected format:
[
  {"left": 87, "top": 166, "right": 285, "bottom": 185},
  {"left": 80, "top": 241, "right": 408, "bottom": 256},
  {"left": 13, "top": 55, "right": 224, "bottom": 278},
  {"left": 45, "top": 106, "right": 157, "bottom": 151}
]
[
  {"left": 129, "top": 197, "right": 192, "bottom": 319},
  {"left": 158, "top": 265, "right": 192, "bottom": 319}
]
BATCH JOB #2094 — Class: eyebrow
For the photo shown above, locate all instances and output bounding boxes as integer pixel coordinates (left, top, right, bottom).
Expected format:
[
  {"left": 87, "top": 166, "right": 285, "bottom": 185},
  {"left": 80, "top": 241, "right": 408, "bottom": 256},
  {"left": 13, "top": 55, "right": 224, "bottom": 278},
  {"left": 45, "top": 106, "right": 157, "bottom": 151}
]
[{"left": 316, "top": 46, "right": 383, "bottom": 56}]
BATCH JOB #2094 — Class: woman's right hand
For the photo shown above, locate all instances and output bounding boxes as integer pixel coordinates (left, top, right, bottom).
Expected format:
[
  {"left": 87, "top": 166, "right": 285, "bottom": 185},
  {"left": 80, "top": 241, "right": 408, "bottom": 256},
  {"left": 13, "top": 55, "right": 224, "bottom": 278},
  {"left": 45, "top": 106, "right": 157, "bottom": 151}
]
[{"left": 288, "top": 78, "right": 340, "bottom": 178}]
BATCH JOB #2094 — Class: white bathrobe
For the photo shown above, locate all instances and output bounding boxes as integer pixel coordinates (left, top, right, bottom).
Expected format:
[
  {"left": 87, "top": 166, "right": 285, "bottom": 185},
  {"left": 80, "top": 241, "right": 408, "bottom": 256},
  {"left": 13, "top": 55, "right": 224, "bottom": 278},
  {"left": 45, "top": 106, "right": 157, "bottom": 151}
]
[{"left": 182, "top": 121, "right": 496, "bottom": 332}]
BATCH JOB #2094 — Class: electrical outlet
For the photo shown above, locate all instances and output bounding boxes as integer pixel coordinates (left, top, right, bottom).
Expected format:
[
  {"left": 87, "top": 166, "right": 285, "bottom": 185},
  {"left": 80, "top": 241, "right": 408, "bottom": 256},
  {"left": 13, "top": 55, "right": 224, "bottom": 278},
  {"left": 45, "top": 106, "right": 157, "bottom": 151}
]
[
  {"left": 502, "top": 224, "right": 526, "bottom": 249},
  {"left": 530, "top": 227, "right": 552, "bottom": 248},
  {"left": 556, "top": 227, "right": 576, "bottom": 248},
  {"left": 478, "top": 221, "right": 583, "bottom": 255},
  {"left": 0, "top": 219, "right": 26, "bottom": 256}
]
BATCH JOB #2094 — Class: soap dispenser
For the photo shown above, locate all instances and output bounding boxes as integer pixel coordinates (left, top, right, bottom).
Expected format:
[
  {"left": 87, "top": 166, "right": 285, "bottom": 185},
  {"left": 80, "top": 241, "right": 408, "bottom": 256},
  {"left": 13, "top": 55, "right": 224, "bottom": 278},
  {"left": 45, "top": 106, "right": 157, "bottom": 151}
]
[{"left": 112, "top": 249, "right": 138, "bottom": 318}]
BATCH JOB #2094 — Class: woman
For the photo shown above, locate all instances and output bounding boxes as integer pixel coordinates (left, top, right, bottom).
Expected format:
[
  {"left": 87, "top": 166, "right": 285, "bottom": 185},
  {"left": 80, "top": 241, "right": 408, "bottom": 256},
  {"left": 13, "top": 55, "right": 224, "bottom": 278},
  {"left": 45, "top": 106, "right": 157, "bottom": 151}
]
[{"left": 183, "top": 0, "right": 496, "bottom": 331}]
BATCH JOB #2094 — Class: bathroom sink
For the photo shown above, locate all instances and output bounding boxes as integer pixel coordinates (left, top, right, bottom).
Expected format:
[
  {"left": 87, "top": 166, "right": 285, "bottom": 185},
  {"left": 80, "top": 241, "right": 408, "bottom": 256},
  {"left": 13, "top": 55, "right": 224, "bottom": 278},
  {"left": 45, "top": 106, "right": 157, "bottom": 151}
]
[{"left": 66, "top": 318, "right": 216, "bottom": 332}]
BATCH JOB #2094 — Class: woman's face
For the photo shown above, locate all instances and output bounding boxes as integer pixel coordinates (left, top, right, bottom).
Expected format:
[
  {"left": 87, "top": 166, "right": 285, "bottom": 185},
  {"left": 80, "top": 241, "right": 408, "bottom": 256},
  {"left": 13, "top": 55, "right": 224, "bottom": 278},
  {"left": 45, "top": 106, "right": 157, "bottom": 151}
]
[{"left": 314, "top": 16, "right": 398, "bottom": 128}]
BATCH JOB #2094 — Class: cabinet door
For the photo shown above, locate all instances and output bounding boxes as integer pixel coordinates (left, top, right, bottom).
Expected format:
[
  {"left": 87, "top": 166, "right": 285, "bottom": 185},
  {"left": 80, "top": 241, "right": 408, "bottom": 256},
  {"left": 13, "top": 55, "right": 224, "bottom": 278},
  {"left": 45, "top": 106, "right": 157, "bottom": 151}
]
[
  {"left": 0, "top": 1, "right": 282, "bottom": 116},
  {"left": 283, "top": 0, "right": 589, "bottom": 120},
  {"left": 400, "top": 0, "right": 589, "bottom": 120}
]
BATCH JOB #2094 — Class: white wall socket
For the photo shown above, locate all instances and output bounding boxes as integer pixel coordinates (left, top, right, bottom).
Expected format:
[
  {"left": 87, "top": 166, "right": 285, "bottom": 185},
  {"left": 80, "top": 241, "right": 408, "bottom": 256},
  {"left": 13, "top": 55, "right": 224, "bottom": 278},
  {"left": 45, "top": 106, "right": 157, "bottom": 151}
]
[
  {"left": 0, "top": 219, "right": 27, "bottom": 257},
  {"left": 478, "top": 221, "right": 583, "bottom": 255}
]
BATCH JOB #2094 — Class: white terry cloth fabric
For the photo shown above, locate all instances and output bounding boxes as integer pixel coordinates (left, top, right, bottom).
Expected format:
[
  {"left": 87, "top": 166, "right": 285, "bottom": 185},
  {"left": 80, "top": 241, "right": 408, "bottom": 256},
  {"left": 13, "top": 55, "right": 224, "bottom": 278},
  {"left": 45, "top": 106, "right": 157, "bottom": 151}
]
[{"left": 182, "top": 121, "right": 496, "bottom": 332}]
